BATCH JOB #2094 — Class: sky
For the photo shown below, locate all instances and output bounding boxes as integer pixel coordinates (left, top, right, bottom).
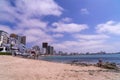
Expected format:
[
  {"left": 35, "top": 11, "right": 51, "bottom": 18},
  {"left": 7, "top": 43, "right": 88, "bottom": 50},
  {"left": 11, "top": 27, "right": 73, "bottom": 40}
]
[{"left": 0, "top": 0, "right": 120, "bottom": 53}]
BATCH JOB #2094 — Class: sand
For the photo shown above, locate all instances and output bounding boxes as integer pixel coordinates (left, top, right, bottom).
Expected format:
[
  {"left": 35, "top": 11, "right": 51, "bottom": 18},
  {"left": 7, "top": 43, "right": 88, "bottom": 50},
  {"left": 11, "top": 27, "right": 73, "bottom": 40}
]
[{"left": 0, "top": 55, "right": 120, "bottom": 80}]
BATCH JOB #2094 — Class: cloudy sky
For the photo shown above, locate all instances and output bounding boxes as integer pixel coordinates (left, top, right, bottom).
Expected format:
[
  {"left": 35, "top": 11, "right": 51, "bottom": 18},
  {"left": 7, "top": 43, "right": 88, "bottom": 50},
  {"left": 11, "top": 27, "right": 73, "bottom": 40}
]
[{"left": 0, "top": 0, "right": 120, "bottom": 53}]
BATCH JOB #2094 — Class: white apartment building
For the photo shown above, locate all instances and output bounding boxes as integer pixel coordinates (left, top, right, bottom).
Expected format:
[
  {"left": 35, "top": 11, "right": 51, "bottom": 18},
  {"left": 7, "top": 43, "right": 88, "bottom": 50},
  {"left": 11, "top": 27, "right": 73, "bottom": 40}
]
[
  {"left": 0, "top": 30, "right": 9, "bottom": 52},
  {"left": 0, "top": 31, "right": 26, "bottom": 53},
  {"left": 0, "top": 30, "right": 9, "bottom": 46},
  {"left": 10, "top": 34, "right": 26, "bottom": 53}
]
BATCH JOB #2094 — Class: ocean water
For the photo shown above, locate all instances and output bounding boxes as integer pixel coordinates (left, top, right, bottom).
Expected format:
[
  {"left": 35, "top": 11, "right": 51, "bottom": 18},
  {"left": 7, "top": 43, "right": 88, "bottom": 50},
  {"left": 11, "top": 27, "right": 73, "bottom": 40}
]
[{"left": 39, "top": 54, "right": 120, "bottom": 65}]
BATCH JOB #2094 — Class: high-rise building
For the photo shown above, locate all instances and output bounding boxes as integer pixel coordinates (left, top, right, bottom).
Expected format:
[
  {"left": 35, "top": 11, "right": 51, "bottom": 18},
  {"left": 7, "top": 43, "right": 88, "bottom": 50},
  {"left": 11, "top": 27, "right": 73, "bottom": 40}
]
[
  {"left": 42, "top": 42, "right": 48, "bottom": 54},
  {"left": 21, "top": 36, "right": 26, "bottom": 45},
  {"left": 42, "top": 42, "right": 48, "bottom": 48},
  {"left": 0, "top": 30, "right": 9, "bottom": 47},
  {"left": 10, "top": 33, "right": 26, "bottom": 53},
  {"left": 0, "top": 30, "right": 10, "bottom": 52},
  {"left": 47, "top": 46, "right": 54, "bottom": 55}
]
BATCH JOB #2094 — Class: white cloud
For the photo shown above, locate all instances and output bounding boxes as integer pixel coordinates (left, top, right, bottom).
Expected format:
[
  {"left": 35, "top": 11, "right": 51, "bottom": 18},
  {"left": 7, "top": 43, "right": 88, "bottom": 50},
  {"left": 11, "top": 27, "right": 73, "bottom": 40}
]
[
  {"left": 0, "top": 25, "right": 13, "bottom": 34},
  {"left": 0, "top": 0, "right": 17, "bottom": 23},
  {"left": 16, "top": 0, "right": 63, "bottom": 16},
  {"left": 53, "top": 33, "right": 110, "bottom": 53},
  {"left": 74, "top": 34, "right": 109, "bottom": 40},
  {"left": 23, "top": 28, "right": 54, "bottom": 44},
  {"left": 52, "top": 40, "right": 110, "bottom": 53},
  {"left": 17, "top": 19, "right": 48, "bottom": 29},
  {"left": 0, "top": 0, "right": 63, "bottom": 22},
  {"left": 26, "top": 35, "right": 38, "bottom": 43},
  {"left": 52, "top": 22, "right": 88, "bottom": 33},
  {"left": 79, "top": 40, "right": 105, "bottom": 47},
  {"left": 52, "top": 34, "right": 64, "bottom": 38},
  {"left": 61, "top": 17, "right": 72, "bottom": 22},
  {"left": 96, "top": 20, "right": 120, "bottom": 35},
  {"left": 0, "top": 13, "right": 16, "bottom": 23},
  {"left": 80, "top": 8, "right": 89, "bottom": 15}
]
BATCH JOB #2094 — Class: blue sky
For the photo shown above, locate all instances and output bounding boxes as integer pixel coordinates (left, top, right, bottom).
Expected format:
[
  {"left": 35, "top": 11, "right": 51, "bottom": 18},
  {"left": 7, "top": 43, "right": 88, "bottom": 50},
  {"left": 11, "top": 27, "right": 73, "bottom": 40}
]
[{"left": 0, "top": 0, "right": 120, "bottom": 53}]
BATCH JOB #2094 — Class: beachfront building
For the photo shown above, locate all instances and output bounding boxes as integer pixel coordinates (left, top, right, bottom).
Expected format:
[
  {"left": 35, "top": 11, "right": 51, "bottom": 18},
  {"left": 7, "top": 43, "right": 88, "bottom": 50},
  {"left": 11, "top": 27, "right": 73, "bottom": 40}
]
[
  {"left": 42, "top": 42, "right": 55, "bottom": 55},
  {"left": 0, "top": 30, "right": 9, "bottom": 47},
  {"left": 42, "top": 42, "right": 48, "bottom": 54},
  {"left": 0, "top": 30, "right": 9, "bottom": 52},
  {"left": 0, "top": 30, "right": 26, "bottom": 53},
  {"left": 10, "top": 33, "right": 26, "bottom": 54},
  {"left": 47, "top": 46, "right": 54, "bottom": 55}
]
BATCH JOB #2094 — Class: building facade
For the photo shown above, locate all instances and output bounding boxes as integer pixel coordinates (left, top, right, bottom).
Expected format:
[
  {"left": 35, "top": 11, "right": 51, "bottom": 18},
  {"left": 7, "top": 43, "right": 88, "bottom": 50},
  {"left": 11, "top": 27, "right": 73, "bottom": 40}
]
[
  {"left": 0, "top": 30, "right": 10, "bottom": 52},
  {"left": 10, "top": 33, "right": 26, "bottom": 53},
  {"left": 47, "top": 46, "right": 54, "bottom": 55},
  {"left": 0, "top": 30, "right": 9, "bottom": 47}
]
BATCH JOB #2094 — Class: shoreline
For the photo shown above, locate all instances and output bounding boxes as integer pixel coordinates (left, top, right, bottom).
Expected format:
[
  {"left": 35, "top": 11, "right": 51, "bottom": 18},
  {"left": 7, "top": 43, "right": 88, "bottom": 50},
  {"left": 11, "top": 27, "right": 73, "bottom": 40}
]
[
  {"left": 11, "top": 55, "right": 120, "bottom": 70},
  {"left": 38, "top": 54, "right": 120, "bottom": 66},
  {"left": 38, "top": 55, "right": 120, "bottom": 67},
  {"left": 0, "top": 55, "right": 120, "bottom": 80}
]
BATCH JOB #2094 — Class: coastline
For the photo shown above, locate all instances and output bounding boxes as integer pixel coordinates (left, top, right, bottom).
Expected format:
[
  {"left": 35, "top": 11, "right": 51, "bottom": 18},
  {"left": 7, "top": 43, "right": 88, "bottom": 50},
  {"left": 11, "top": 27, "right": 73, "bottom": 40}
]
[
  {"left": 38, "top": 54, "right": 120, "bottom": 66},
  {"left": 0, "top": 55, "right": 120, "bottom": 80}
]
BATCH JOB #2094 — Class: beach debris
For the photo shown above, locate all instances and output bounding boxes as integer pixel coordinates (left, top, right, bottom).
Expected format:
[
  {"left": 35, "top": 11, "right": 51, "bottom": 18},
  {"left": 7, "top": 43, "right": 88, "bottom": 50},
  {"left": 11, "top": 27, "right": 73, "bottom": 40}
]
[
  {"left": 102, "top": 62, "right": 119, "bottom": 70},
  {"left": 70, "top": 60, "right": 93, "bottom": 66},
  {"left": 97, "top": 60, "right": 119, "bottom": 70},
  {"left": 88, "top": 71, "right": 94, "bottom": 75},
  {"left": 70, "top": 59, "right": 119, "bottom": 70}
]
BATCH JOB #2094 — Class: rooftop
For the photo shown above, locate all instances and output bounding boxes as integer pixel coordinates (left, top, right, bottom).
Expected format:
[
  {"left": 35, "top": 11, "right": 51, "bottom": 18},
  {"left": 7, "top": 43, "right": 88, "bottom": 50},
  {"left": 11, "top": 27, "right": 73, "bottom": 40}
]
[{"left": 0, "top": 30, "right": 8, "bottom": 34}]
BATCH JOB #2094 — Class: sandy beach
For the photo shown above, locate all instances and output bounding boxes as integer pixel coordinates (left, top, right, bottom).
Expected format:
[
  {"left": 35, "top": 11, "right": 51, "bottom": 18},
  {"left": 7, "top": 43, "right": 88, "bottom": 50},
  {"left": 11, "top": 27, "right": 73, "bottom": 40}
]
[{"left": 0, "top": 55, "right": 120, "bottom": 80}]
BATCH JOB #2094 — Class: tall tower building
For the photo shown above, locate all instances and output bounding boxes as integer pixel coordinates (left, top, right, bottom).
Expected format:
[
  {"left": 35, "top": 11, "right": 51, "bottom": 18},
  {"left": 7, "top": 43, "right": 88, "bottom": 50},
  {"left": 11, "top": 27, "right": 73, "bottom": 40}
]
[
  {"left": 47, "top": 46, "right": 54, "bottom": 55},
  {"left": 21, "top": 36, "right": 26, "bottom": 45},
  {"left": 42, "top": 42, "right": 48, "bottom": 54}
]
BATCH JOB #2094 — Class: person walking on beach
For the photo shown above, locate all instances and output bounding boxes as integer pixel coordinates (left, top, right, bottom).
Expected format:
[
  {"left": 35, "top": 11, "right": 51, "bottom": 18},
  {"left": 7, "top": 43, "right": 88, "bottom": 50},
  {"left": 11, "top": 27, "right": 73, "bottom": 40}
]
[{"left": 97, "top": 59, "right": 103, "bottom": 67}]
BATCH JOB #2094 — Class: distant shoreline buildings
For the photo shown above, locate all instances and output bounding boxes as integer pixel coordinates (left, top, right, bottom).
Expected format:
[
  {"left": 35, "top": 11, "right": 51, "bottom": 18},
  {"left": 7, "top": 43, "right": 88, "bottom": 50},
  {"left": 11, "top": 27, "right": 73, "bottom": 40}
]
[
  {"left": 0, "top": 30, "right": 26, "bottom": 53},
  {"left": 0, "top": 30, "right": 119, "bottom": 55},
  {"left": 0, "top": 30, "right": 55, "bottom": 55},
  {"left": 10, "top": 33, "right": 26, "bottom": 53},
  {"left": 42, "top": 42, "right": 54, "bottom": 55}
]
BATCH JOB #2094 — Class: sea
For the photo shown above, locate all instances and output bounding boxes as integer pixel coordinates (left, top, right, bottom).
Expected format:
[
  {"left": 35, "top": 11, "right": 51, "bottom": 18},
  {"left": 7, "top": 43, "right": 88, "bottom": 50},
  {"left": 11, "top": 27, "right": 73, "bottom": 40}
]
[{"left": 39, "top": 53, "right": 120, "bottom": 65}]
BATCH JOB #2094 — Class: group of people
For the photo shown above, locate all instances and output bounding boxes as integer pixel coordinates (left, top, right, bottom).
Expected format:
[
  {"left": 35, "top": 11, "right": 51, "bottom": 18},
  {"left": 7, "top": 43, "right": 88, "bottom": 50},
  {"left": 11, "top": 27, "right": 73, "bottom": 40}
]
[
  {"left": 11, "top": 48, "right": 40, "bottom": 59},
  {"left": 29, "top": 50, "right": 40, "bottom": 59}
]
